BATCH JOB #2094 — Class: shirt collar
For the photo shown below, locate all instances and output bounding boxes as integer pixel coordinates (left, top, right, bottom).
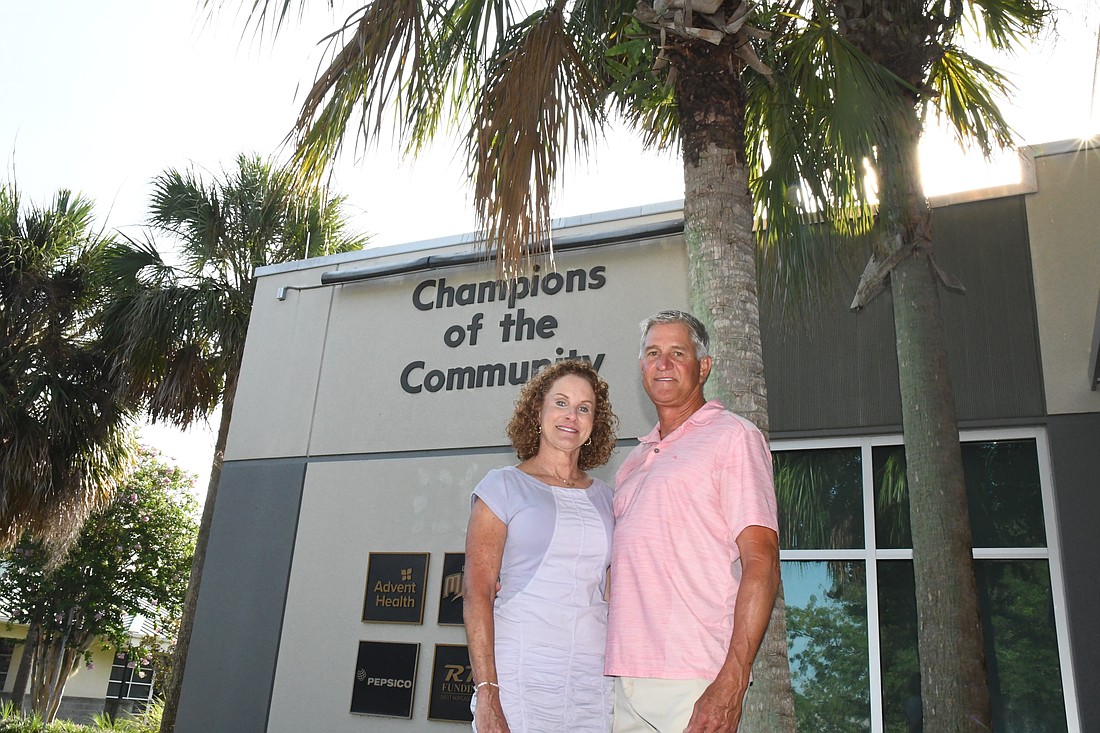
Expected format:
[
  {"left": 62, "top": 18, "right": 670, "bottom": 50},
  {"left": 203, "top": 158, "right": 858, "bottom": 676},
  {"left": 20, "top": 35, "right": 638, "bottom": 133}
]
[{"left": 638, "top": 400, "right": 725, "bottom": 444}]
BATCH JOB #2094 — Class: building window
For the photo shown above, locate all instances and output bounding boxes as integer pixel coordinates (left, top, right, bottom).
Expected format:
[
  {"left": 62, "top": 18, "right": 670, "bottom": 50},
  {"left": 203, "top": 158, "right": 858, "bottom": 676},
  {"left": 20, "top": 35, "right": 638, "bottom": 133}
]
[
  {"left": 773, "top": 429, "right": 1074, "bottom": 732},
  {"left": 0, "top": 638, "right": 15, "bottom": 690},
  {"left": 106, "top": 653, "right": 154, "bottom": 702}
]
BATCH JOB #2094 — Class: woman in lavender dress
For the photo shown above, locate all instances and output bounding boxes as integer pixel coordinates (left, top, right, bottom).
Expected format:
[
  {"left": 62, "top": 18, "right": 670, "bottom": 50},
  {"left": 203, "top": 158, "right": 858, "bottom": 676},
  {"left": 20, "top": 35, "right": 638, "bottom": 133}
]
[{"left": 464, "top": 360, "right": 618, "bottom": 733}]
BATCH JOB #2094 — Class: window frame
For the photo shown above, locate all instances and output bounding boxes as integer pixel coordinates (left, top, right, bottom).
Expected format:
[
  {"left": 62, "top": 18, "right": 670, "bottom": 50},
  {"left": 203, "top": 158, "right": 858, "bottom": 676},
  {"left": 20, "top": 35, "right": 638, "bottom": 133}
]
[
  {"left": 106, "top": 653, "right": 155, "bottom": 702},
  {"left": 771, "top": 426, "right": 1080, "bottom": 732},
  {"left": 0, "top": 637, "right": 14, "bottom": 691}
]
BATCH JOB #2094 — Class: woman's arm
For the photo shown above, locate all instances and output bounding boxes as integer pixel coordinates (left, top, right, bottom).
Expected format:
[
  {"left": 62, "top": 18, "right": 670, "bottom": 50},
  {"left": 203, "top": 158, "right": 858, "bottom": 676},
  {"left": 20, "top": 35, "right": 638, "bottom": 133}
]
[{"left": 463, "top": 497, "right": 510, "bottom": 732}]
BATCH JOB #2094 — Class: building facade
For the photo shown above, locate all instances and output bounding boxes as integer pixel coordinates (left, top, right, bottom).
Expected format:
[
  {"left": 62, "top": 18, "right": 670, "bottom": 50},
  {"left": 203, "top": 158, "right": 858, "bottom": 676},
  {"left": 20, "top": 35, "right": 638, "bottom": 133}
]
[{"left": 174, "top": 140, "right": 1098, "bottom": 732}]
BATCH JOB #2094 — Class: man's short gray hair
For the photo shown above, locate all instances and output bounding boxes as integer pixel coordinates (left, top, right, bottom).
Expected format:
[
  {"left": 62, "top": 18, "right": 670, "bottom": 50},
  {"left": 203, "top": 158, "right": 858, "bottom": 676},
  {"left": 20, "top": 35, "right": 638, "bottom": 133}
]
[{"left": 639, "top": 310, "right": 710, "bottom": 359}]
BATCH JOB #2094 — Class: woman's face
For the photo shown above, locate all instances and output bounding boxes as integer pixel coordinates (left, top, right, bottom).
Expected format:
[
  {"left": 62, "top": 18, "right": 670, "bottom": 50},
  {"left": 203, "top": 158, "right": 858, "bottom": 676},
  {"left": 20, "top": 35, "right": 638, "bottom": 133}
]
[{"left": 538, "top": 374, "right": 596, "bottom": 453}]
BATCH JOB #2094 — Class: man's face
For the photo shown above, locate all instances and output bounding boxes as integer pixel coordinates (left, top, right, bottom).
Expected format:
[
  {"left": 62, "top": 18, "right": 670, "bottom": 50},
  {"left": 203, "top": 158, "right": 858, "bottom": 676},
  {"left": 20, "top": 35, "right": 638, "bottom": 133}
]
[{"left": 639, "top": 322, "right": 712, "bottom": 409}]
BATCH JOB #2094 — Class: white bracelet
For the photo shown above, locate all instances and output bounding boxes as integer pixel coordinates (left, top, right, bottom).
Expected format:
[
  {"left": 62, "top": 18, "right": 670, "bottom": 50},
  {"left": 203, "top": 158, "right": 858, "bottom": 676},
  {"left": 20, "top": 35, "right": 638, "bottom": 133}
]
[{"left": 475, "top": 681, "right": 500, "bottom": 691}]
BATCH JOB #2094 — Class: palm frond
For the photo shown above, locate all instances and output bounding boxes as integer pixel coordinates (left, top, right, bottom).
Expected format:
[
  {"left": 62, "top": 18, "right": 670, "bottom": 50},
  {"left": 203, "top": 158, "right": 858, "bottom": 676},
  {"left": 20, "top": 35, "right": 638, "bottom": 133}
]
[
  {"left": 606, "top": 16, "right": 680, "bottom": 149},
  {"left": 204, "top": 0, "right": 314, "bottom": 43},
  {"left": 747, "top": 9, "right": 903, "bottom": 311},
  {"left": 291, "top": 0, "right": 425, "bottom": 188},
  {"left": 404, "top": 0, "right": 515, "bottom": 152},
  {"left": 103, "top": 234, "right": 171, "bottom": 285},
  {"left": 926, "top": 45, "right": 1015, "bottom": 156},
  {"left": 0, "top": 181, "right": 136, "bottom": 556},
  {"left": 149, "top": 167, "right": 224, "bottom": 267},
  {"left": 964, "top": 0, "right": 1051, "bottom": 51},
  {"left": 100, "top": 155, "right": 367, "bottom": 432},
  {"left": 468, "top": 5, "right": 606, "bottom": 277}
]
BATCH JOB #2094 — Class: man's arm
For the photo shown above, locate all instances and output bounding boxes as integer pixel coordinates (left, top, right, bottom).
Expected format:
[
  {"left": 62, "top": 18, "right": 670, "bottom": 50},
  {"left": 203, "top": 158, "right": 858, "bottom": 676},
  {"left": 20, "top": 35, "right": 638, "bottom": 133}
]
[{"left": 684, "top": 525, "right": 780, "bottom": 733}]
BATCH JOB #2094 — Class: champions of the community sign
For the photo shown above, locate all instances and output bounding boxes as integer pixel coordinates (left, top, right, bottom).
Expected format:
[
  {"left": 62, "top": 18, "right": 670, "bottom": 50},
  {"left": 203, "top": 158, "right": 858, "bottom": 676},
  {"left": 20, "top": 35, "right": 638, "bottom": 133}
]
[{"left": 400, "top": 264, "right": 608, "bottom": 394}]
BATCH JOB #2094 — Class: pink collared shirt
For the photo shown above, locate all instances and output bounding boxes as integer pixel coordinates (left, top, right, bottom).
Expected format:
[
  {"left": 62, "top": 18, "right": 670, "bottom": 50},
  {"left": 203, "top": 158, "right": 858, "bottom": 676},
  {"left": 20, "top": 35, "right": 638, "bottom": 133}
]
[{"left": 605, "top": 401, "right": 779, "bottom": 679}]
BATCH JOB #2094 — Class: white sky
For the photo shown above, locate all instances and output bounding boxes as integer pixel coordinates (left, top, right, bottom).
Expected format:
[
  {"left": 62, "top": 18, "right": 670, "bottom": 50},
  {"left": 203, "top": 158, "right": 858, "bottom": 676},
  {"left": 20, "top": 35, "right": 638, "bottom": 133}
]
[{"left": 3, "top": 0, "right": 1098, "bottom": 493}]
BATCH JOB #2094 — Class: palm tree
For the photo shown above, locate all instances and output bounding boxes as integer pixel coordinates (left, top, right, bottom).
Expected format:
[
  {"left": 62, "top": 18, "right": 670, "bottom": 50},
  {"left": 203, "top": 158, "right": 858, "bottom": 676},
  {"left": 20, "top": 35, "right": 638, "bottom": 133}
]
[
  {"left": 99, "top": 154, "right": 368, "bottom": 733},
  {"left": 753, "top": 2, "right": 1050, "bottom": 730},
  {"left": 0, "top": 183, "right": 133, "bottom": 566}
]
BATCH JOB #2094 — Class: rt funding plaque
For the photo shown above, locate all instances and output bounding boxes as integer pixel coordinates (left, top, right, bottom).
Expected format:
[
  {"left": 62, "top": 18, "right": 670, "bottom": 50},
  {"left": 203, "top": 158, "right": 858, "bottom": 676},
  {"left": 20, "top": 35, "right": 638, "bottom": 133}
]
[{"left": 428, "top": 644, "right": 474, "bottom": 722}]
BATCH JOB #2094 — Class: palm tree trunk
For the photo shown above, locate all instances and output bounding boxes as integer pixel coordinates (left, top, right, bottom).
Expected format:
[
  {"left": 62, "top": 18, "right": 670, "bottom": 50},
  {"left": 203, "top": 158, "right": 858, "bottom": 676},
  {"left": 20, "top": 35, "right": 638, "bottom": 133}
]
[
  {"left": 880, "top": 105, "right": 992, "bottom": 732},
  {"left": 676, "top": 34, "right": 796, "bottom": 732},
  {"left": 160, "top": 364, "right": 240, "bottom": 733}
]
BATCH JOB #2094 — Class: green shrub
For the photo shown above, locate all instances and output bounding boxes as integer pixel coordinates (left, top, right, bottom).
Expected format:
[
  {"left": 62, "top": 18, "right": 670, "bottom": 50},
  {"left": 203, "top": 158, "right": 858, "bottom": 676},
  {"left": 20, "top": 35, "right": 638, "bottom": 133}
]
[{"left": 0, "top": 699, "right": 161, "bottom": 733}]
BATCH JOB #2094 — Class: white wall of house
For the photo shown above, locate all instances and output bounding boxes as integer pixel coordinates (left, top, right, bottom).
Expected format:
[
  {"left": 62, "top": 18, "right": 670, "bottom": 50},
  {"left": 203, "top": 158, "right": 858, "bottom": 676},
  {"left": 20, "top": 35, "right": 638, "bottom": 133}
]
[{"left": 1, "top": 625, "right": 146, "bottom": 705}]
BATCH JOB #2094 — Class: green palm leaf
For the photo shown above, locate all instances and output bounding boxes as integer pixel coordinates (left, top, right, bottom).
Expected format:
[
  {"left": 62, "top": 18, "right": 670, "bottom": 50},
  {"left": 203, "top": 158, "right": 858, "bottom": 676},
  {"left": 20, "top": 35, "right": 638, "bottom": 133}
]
[{"left": 1, "top": 183, "right": 135, "bottom": 560}]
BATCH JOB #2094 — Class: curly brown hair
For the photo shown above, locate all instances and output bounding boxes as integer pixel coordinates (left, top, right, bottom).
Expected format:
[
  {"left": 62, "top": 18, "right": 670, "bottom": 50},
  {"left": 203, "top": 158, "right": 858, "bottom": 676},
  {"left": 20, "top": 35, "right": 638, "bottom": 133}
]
[{"left": 506, "top": 360, "right": 618, "bottom": 470}]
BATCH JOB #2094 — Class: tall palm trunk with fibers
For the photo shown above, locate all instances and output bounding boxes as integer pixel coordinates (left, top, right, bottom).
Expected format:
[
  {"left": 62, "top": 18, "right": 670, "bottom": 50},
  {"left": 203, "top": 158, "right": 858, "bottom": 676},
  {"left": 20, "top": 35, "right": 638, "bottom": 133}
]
[
  {"left": 877, "top": 102, "right": 990, "bottom": 731},
  {"left": 675, "top": 31, "right": 796, "bottom": 731}
]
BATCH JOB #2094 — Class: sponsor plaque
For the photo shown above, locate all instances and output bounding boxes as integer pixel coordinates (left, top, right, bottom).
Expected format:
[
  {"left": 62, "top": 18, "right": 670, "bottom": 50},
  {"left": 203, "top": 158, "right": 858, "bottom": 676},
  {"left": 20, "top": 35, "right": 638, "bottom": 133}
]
[
  {"left": 362, "top": 552, "right": 429, "bottom": 624},
  {"left": 350, "top": 640, "right": 419, "bottom": 718},
  {"left": 437, "top": 552, "right": 465, "bottom": 626},
  {"left": 428, "top": 644, "right": 474, "bottom": 722}
]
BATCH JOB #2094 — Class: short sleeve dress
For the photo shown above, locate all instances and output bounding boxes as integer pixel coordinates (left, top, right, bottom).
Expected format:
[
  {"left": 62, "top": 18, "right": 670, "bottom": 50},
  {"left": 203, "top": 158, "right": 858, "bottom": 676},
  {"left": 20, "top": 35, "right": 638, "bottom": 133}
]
[{"left": 470, "top": 466, "right": 614, "bottom": 733}]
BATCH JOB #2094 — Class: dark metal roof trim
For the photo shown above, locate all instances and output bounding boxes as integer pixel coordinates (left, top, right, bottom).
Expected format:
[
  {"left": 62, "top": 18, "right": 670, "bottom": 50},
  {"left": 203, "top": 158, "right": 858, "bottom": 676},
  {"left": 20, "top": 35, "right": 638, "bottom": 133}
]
[{"left": 319, "top": 218, "right": 685, "bottom": 286}]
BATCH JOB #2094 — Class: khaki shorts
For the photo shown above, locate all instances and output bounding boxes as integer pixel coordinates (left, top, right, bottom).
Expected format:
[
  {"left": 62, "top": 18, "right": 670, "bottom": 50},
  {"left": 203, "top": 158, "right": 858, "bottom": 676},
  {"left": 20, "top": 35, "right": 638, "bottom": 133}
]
[{"left": 612, "top": 676, "right": 712, "bottom": 733}]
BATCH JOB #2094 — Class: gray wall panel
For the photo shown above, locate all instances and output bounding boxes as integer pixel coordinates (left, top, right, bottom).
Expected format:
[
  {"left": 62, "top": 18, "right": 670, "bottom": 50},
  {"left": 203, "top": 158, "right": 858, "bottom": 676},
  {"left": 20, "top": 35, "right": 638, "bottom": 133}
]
[
  {"left": 763, "top": 279, "right": 902, "bottom": 433},
  {"left": 1047, "top": 413, "right": 1100, "bottom": 733},
  {"left": 175, "top": 459, "right": 306, "bottom": 733},
  {"left": 764, "top": 196, "right": 1044, "bottom": 435},
  {"left": 934, "top": 197, "right": 1045, "bottom": 420}
]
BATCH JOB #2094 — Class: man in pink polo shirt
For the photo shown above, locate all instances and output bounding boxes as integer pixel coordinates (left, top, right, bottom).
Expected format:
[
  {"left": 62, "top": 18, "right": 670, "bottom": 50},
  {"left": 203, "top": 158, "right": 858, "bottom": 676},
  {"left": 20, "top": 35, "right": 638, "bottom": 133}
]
[{"left": 606, "top": 310, "right": 780, "bottom": 733}]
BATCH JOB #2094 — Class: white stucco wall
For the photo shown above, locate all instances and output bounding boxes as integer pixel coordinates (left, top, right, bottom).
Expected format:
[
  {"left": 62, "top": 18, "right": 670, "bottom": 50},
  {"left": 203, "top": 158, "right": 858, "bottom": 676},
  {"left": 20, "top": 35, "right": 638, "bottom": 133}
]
[{"left": 1024, "top": 142, "right": 1100, "bottom": 415}]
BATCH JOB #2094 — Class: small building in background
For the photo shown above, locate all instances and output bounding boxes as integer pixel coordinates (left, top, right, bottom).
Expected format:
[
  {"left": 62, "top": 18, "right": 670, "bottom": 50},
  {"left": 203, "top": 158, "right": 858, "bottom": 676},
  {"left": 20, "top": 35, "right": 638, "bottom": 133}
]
[{"left": 0, "top": 617, "right": 158, "bottom": 723}]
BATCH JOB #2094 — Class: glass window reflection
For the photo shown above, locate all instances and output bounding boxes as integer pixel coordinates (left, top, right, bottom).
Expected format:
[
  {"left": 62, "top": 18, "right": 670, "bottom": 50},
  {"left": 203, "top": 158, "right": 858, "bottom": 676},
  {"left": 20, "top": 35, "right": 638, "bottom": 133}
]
[
  {"left": 873, "top": 440, "right": 1046, "bottom": 549},
  {"left": 877, "top": 561, "right": 920, "bottom": 733},
  {"left": 873, "top": 445, "right": 911, "bottom": 550},
  {"left": 774, "top": 448, "right": 864, "bottom": 550},
  {"left": 976, "top": 560, "right": 1066, "bottom": 731},
  {"left": 964, "top": 441, "right": 1046, "bottom": 547},
  {"left": 783, "top": 560, "right": 870, "bottom": 731},
  {"left": 777, "top": 435, "right": 1069, "bottom": 730}
]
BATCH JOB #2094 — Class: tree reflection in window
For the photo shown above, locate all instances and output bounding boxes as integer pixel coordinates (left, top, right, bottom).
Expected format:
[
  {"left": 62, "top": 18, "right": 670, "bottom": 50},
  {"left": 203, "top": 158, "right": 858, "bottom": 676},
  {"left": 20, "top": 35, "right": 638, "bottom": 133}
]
[
  {"left": 977, "top": 560, "right": 1066, "bottom": 732},
  {"left": 774, "top": 447, "right": 863, "bottom": 551},
  {"left": 874, "top": 440, "right": 1047, "bottom": 549},
  {"left": 877, "top": 561, "right": 920, "bottom": 733},
  {"left": 774, "top": 438, "right": 1068, "bottom": 731},
  {"left": 774, "top": 449, "right": 869, "bottom": 729},
  {"left": 784, "top": 561, "right": 870, "bottom": 732}
]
